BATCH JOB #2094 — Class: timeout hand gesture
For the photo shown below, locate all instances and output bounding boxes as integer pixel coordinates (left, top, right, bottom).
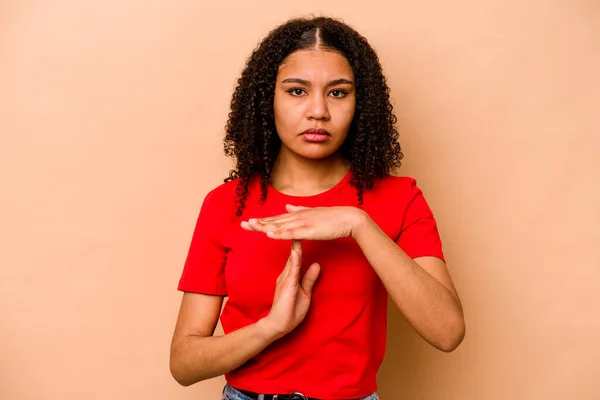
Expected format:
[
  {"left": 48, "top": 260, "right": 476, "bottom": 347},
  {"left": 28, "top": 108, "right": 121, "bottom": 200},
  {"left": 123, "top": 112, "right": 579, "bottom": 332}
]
[
  {"left": 241, "top": 204, "right": 365, "bottom": 241},
  {"left": 262, "top": 240, "right": 320, "bottom": 338}
]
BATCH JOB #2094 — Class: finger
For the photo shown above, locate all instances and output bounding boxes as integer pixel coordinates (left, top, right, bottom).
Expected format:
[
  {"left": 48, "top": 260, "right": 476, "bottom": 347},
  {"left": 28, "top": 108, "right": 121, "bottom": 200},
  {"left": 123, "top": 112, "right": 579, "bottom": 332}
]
[
  {"left": 277, "top": 253, "right": 292, "bottom": 284},
  {"left": 283, "top": 239, "right": 301, "bottom": 278},
  {"left": 242, "top": 219, "right": 274, "bottom": 232},
  {"left": 284, "top": 241, "right": 302, "bottom": 282},
  {"left": 266, "top": 227, "right": 309, "bottom": 240},
  {"left": 301, "top": 263, "right": 321, "bottom": 294},
  {"left": 263, "top": 220, "right": 308, "bottom": 239},
  {"left": 240, "top": 221, "right": 256, "bottom": 231},
  {"left": 287, "top": 249, "right": 301, "bottom": 282},
  {"left": 252, "top": 219, "right": 305, "bottom": 235},
  {"left": 244, "top": 220, "right": 271, "bottom": 233},
  {"left": 259, "top": 213, "right": 294, "bottom": 223},
  {"left": 292, "top": 239, "right": 302, "bottom": 258},
  {"left": 285, "top": 204, "right": 311, "bottom": 212},
  {"left": 255, "top": 214, "right": 299, "bottom": 226},
  {"left": 246, "top": 219, "right": 281, "bottom": 233}
]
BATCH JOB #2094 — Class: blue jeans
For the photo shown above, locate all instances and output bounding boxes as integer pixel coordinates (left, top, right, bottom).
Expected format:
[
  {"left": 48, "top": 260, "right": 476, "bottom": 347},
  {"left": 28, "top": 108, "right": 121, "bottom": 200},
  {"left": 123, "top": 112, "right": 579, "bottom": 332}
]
[{"left": 222, "top": 384, "right": 379, "bottom": 400}]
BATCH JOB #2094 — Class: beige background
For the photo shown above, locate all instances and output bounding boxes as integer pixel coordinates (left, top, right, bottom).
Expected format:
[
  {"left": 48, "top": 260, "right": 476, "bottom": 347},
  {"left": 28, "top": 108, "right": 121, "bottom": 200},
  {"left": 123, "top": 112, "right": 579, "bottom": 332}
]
[{"left": 1, "top": 1, "right": 599, "bottom": 399}]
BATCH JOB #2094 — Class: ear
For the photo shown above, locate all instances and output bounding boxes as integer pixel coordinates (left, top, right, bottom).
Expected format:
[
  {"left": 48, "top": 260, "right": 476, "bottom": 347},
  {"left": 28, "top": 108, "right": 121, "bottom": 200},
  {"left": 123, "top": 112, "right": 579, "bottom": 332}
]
[{"left": 285, "top": 204, "right": 310, "bottom": 212}]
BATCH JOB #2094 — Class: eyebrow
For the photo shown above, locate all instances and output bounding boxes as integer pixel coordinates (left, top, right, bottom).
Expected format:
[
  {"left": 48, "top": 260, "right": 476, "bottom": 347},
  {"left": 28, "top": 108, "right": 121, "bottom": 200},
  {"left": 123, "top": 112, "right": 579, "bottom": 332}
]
[{"left": 281, "top": 78, "right": 354, "bottom": 87}]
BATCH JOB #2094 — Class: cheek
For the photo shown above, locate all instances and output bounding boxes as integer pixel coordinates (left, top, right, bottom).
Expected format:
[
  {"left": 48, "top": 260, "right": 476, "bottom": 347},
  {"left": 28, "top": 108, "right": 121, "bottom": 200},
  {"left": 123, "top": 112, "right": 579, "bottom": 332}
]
[
  {"left": 333, "top": 102, "right": 356, "bottom": 127},
  {"left": 274, "top": 101, "right": 303, "bottom": 134}
]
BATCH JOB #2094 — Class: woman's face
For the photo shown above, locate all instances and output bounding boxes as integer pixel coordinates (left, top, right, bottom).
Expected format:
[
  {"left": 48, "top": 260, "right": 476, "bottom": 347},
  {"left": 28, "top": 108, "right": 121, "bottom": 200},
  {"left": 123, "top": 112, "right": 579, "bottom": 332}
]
[{"left": 273, "top": 49, "right": 356, "bottom": 160}]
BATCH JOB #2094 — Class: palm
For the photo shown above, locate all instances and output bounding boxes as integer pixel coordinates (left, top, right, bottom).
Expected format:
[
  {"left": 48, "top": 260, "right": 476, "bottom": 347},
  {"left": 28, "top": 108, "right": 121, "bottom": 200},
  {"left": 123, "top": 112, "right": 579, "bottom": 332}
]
[{"left": 264, "top": 240, "right": 320, "bottom": 337}]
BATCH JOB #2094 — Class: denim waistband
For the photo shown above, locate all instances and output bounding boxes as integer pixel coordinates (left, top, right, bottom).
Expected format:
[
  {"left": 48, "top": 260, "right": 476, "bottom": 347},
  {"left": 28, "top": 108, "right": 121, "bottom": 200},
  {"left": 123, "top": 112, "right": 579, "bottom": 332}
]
[{"left": 221, "top": 384, "right": 379, "bottom": 400}]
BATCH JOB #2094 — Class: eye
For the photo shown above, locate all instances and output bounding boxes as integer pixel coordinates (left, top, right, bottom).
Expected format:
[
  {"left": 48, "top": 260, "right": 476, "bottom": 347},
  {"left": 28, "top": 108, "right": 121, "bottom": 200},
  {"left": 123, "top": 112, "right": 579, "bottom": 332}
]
[
  {"left": 286, "top": 88, "right": 306, "bottom": 96},
  {"left": 330, "top": 89, "right": 348, "bottom": 98}
]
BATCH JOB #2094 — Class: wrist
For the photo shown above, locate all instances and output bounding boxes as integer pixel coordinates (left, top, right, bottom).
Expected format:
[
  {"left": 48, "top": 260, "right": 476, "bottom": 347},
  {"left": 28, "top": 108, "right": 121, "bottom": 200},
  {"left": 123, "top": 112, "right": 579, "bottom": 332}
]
[
  {"left": 349, "top": 208, "right": 371, "bottom": 240},
  {"left": 256, "top": 317, "right": 284, "bottom": 342}
]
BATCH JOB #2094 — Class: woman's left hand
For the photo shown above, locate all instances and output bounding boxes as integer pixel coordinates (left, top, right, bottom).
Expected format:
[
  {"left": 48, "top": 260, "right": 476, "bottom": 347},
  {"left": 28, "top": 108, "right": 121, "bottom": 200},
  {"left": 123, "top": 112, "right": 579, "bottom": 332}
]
[{"left": 241, "top": 205, "right": 367, "bottom": 241}]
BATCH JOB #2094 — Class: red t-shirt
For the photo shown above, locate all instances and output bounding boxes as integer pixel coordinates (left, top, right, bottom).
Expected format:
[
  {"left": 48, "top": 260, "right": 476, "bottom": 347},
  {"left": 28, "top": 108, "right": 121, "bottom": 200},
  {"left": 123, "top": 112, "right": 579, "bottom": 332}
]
[{"left": 178, "top": 170, "right": 444, "bottom": 399}]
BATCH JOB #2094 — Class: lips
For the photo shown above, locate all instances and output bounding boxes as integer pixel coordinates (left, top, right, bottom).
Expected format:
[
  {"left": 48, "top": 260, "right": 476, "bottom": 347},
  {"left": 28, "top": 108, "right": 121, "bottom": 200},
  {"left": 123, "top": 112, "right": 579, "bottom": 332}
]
[{"left": 301, "top": 129, "right": 330, "bottom": 143}]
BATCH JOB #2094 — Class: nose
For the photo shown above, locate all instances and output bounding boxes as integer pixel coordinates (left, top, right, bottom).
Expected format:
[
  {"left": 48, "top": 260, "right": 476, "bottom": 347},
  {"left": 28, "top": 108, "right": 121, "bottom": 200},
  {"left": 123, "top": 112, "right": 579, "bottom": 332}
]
[{"left": 306, "top": 94, "right": 329, "bottom": 121}]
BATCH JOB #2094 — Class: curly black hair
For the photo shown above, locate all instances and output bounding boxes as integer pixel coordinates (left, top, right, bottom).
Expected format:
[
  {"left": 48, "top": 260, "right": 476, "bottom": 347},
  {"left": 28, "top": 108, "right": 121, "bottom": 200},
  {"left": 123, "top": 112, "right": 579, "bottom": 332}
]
[{"left": 223, "top": 16, "right": 403, "bottom": 217}]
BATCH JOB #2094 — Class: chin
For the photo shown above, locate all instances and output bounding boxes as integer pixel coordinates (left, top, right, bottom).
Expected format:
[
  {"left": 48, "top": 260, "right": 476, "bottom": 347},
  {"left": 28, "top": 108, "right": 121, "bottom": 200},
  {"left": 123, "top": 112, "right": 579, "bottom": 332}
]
[
  {"left": 279, "top": 140, "right": 344, "bottom": 160},
  {"left": 295, "top": 147, "right": 340, "bottom": 160}
]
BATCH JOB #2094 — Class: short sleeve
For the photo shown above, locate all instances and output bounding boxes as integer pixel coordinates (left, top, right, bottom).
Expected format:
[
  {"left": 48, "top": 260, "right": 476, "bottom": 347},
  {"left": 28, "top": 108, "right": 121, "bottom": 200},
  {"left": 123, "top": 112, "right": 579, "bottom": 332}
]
[
  {"left": 178, "top": 190, "right": 228, "bottom": 295},
  {"left": 395, "top": 180, "right": 445, "bottom": 261}
]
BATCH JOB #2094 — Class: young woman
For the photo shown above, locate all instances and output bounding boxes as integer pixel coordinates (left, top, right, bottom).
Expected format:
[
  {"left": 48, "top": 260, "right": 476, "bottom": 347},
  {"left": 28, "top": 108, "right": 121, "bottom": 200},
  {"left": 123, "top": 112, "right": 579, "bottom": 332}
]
[{"left": 170, "top": 16, "right": 465, "bottom": 400}]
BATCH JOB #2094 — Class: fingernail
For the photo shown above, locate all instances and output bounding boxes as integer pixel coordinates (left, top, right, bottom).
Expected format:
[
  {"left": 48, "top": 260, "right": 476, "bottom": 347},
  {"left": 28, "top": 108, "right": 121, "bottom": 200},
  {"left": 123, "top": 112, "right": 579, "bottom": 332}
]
[{"left": 249, "top": 218, "right": 257, "bottom": 224}]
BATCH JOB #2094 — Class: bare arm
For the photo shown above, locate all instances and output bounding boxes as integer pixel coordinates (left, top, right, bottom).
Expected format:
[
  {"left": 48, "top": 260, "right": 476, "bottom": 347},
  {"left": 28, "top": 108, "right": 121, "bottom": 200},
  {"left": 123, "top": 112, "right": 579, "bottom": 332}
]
[
  {"left": 169, "top": 293, "right": 279, "bottom": 386},
  {"left": 351, "top": 212, "right": 465, "bottom": 352},
  {"left": 170, "top": 240, "right": 320, "bottom": 386},
  {"left": 242, "top": 204, "right": 465, "bottom": 352}
]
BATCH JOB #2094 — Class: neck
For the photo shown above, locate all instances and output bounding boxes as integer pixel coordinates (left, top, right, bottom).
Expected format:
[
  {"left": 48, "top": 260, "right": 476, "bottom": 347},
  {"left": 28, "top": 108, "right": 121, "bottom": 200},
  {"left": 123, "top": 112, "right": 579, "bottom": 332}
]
[{"left": 269, "top": 149, "right": 350, "bottom": 196}]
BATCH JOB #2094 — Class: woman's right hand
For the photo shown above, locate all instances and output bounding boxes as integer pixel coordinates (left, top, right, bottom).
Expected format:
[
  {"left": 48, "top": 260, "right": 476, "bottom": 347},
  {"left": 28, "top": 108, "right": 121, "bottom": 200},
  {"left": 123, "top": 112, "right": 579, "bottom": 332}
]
[{"left": 260, "top": 240, "right": 321, "bottom": 339}]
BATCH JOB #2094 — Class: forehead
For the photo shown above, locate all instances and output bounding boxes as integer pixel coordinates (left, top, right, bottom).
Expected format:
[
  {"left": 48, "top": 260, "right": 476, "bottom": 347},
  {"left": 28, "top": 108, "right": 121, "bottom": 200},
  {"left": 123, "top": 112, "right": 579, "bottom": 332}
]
[{"left": 277, "top": 49, "right": 354, "bottom": 79}]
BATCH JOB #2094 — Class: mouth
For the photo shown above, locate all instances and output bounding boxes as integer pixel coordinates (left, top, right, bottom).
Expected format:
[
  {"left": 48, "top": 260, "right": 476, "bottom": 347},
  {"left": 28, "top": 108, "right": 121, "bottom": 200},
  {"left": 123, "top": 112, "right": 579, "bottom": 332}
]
[{"left": 301, "top": 129, "right": 330, "bottom": 143}]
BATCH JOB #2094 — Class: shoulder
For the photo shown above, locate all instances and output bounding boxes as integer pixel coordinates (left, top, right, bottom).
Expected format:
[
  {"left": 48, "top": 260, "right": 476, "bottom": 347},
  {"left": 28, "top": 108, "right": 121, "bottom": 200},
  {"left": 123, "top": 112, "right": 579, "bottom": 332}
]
[
  {"left": 200, "top": 175, "right": 265, "bottom": 219},
  {"left": 204, "top": 178, "right": 240, "bottom": 203},
  {"left": 369, "top": 174, "right": 420, "bottom": 197},
  {"left": 361, "top": 174, "right": 430, "bottom": 213},
  {"left": 200, "top": 178, "right": 241, "bottom": 218},
  {"left": 359, "top": 175, "right": 436, "bottom": 239}
]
